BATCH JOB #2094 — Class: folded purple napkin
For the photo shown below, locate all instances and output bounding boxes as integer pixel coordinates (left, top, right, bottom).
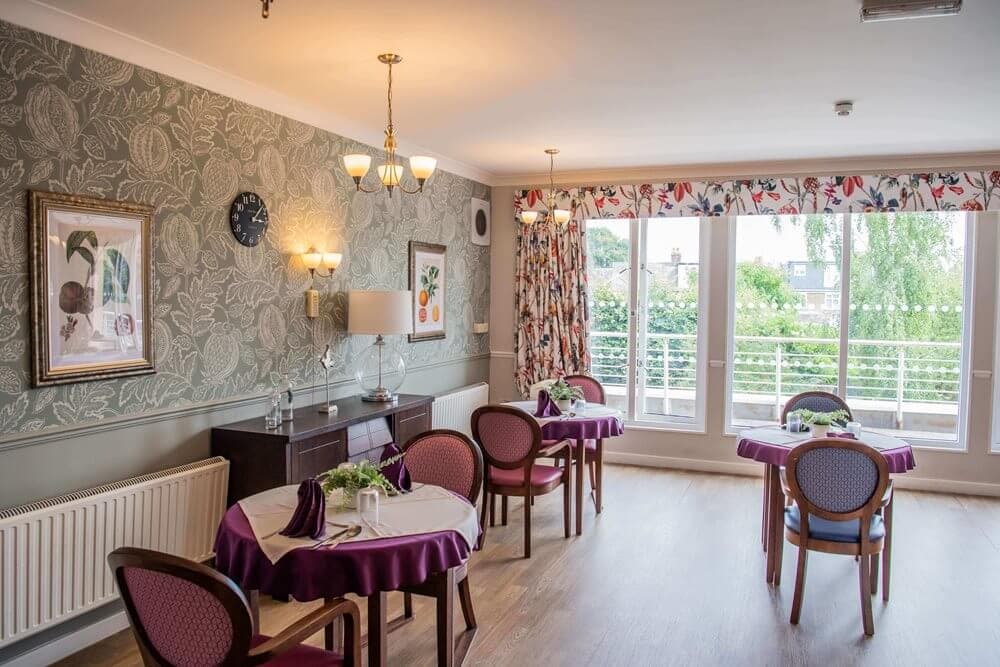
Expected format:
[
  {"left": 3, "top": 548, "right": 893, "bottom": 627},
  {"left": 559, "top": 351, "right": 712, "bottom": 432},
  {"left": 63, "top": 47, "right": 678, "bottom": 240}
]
[
  {"left": 535, "top": 390, "right": 562, "bottom": 417},
  {"left": 279, "top": 478, "right": 326, "bottom": 540},
  {"left": 380, "top": 443, "right": 411, "bottom": 492}
]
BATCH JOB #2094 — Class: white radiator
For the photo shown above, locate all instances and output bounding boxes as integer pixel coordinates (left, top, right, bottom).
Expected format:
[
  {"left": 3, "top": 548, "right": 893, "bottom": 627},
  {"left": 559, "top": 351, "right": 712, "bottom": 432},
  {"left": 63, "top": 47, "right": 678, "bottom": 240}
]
[
  {"left": 0, "top": 457, "right": 229, "bottom": 649},
  {"left": 432, "top": 382, "right": 490, "bottom": 437}
]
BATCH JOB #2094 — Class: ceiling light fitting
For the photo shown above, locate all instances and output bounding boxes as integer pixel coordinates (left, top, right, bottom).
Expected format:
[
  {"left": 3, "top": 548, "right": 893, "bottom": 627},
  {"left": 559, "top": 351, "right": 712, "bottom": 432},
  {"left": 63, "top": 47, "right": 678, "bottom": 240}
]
[
  {"left": 260, "top": 0, "right": 273, "bottom": 19},
  {"left": 342, "top": 54, "right": 437, "bottom": 198},
  {"left": 520, "top": 149, "right": 571, "bottom": 226},
  {"left": 860, "top": 0, "right": 962, "bottom": 23},
  {"left": 834, "top": 101, "right": 854, "bottom": 117}
]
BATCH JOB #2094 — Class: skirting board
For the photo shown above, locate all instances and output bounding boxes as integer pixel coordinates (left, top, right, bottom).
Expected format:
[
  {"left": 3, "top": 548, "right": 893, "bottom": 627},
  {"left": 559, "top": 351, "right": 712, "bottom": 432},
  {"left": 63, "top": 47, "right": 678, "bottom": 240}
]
[
  {"left": 3, "top": 610, "right": 129, "bottom": 667},
  {"left": 604, "top": 451, "right": 1000, "bottom": 498}
]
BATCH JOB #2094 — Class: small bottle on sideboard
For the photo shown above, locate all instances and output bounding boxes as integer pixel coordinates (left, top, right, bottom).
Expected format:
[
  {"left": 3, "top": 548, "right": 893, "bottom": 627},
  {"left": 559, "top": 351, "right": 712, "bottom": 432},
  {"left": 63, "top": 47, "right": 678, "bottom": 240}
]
[{"left": 281, "top": 374, "right": 294, "bottom": 422}]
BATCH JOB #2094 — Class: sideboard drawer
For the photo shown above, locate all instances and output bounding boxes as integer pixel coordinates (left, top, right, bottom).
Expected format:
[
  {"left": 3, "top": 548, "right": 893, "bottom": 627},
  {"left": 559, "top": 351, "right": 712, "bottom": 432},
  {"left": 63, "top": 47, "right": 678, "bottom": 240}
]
[
  {"left": 393, "top": 405, "right": 432, "bottom": 447},
  {"left": 291, "top": 431, "right": 346, "bottom": 482}
]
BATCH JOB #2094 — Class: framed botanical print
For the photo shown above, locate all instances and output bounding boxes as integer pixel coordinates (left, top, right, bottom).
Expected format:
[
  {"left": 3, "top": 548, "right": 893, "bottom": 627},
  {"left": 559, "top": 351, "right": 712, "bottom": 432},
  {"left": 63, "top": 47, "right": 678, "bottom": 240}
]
[
  {"left": 408, "top": 241, "right": 446, "bottom": 342},
  {"left": 29, "top": 191, "right": 155, "bottom": 386}
]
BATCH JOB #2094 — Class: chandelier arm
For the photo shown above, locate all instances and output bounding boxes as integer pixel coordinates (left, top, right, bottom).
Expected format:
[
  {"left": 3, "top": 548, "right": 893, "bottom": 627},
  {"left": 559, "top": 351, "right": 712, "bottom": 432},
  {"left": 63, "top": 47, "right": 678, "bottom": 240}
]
[
  {"left": 356, "top": 182, "right": 383, "bottom": 194},
  {"left": 396, "top": 183, "right": 423, "bottom": 195}
]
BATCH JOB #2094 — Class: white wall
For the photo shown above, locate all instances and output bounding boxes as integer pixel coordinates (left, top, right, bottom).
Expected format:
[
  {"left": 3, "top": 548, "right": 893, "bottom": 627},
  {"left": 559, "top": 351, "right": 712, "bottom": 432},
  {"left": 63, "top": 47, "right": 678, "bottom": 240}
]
[{"left": 490, "top": 184, "right": 1000, "bottom": 495}]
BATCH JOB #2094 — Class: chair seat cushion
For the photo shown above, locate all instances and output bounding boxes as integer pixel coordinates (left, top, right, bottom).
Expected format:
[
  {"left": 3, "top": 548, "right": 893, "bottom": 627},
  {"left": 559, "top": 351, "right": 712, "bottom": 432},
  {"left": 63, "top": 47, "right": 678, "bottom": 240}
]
[
  {"left": 489, "top": 464, "right": 563, "bottom": 488},
  {"left": 784, "top": 505, "right": 885, "bottom": 543},
  {"left": 251, "top": 635, "right": 344, "bottom": 666}
]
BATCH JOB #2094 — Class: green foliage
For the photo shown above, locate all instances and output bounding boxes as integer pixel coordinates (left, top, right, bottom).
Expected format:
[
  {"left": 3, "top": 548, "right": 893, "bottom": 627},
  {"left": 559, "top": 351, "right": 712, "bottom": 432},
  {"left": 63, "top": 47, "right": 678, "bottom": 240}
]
[
  {"left": 548, "top": 379, "right": 584, "bottom": 401},
  {"left": 102, "top": 248, "right": 130, "bottom": 304},
  {"left": 587, "top": 226, "right": 629, "bottom": 267},
  {"left": 319, "top": 458, "right": 399, "bottom": 506},
  {"left": 66, "top": 230, "right": 97, "bottom": 269},
  {"left": 789, "top": 408, "right": 850, "bottom": 426}
]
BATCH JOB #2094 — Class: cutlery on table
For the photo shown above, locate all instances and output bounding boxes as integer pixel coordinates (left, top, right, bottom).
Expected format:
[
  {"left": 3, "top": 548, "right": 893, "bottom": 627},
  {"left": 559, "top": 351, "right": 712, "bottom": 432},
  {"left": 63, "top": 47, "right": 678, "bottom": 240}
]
[{"left": 310, "top": 524, "right": 361, "bottom": 549}]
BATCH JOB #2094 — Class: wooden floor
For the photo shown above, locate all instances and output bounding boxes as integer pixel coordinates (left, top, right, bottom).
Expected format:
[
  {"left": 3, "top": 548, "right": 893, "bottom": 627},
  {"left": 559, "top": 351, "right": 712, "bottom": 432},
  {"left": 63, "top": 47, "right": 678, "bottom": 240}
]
[{"left": 58, "top": 465, "right": 1000, "bottom": 666}]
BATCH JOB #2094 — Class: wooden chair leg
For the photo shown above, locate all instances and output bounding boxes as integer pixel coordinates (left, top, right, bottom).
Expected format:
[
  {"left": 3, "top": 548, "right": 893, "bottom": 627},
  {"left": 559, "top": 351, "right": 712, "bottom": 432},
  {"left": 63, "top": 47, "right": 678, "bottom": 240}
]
[
  {"left": 773, "top": 526, "right": 784, "bottom": 587},
  {"left": 563, "top": 462, "right": 571, "bottom": 538},
  {"left": 882, "top": 498, "right": 892, "bottom": 602},
  {"left": 435, "top": 569, "right": 455, "bottom": 666},
  {"left": 489, "top": 492, "right": 496, "bottom": 527},
  {"left": 478, "top": 483, "right": 489, "bottom": 547},
  {"left": 501, "top": 495, "right": 508, "bottom": 526},
  {"left": 859, "top": 552, "right": 874, "bottom": 636},
  {"left": 457, "top": 574, "right": 477, "bottom": 630},
  {"left": 595, "top": 439, "right": 604, "bottom": 513},
  {"left": 588, "top": 460, "right": 596, "bottom": 491},
  {"left": 869, "top": 554, "right": 879, "bottom": 596},
  {"left": 404, "top": 592, "right": 414, "bottom": 619},
  {"left": 523, "top": 488, "right": 532, "bottom": 558},
  {"left": 790, "top": 546, "right": 808, "bottom": 625}
]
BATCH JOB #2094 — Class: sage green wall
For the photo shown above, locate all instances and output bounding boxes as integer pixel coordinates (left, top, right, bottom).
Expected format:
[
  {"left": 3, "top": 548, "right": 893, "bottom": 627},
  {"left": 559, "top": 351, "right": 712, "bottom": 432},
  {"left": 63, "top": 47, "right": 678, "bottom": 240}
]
[{"left": 0, "top": 20, "right": 490, "bottom": 507}]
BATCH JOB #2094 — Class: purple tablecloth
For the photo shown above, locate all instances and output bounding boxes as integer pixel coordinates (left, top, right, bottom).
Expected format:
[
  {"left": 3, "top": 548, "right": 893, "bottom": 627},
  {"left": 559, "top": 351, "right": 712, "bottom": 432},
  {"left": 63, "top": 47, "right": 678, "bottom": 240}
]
[
  {"left": 214, "top": 505, "right": 474, "bottom": 601},
  {"left": 540, "top": 415, "right": 624, "bottom": 441},
  {"left": 737, "top": 436, "right": 916, "bottom": 473}
]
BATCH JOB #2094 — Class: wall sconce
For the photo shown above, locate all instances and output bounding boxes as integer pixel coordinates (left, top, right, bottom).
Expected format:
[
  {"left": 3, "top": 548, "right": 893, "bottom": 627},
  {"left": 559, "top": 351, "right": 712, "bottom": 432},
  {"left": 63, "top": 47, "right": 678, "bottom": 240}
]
[{"left": 302, "top": 248, "right": 342, "bottom": 318}]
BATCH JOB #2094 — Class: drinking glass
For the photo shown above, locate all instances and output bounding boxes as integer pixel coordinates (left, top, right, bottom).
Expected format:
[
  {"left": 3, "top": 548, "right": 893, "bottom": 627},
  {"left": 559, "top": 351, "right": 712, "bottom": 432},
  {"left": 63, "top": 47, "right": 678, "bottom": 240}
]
[
  {"left": 264, "top": 391, "right": 282, "bottom": 429},
  {"left": 357, "top": 487, "right": 380, "bottom": 526},
  {"left": 787, "top": 413, "right": 802, "bottom": 433},
  {"left": 846, "top": 421, "right": 862, "bottom": 438}
]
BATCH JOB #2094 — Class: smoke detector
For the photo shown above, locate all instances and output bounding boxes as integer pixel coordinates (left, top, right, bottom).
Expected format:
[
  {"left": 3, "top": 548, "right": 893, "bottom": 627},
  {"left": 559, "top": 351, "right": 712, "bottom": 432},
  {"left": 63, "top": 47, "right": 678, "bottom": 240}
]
[{"left": 834, "top": 101, "right": 854, "bottom": 117}]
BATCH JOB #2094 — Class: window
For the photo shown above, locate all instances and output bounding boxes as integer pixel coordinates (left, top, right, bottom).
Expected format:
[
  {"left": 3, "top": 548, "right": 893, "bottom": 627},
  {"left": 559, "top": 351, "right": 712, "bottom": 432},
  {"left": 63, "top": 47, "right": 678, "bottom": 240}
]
[
  {"left": 587, "top": 217, "right": 706, "bottom": 428},
  {"left": 727, "top": 212, "right": 971, "bottom": 447}
]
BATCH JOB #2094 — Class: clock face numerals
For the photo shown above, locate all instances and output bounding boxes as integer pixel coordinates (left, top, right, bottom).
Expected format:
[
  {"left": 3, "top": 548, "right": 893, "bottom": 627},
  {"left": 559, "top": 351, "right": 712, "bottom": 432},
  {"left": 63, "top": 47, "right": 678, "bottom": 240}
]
[{"left": 230, "top": 192, "right": 268, "bottom": 247}]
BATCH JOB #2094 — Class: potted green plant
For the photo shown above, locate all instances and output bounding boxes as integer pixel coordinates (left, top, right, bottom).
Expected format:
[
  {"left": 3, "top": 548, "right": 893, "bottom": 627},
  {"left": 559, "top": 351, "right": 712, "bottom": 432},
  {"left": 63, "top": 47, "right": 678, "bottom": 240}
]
[
  {"left": 548, "top": 379, "right": 584, "bottom": 412},
  {"left": 318, "top": 458, "right": 400, "bottom": 509},
  {"left": 789, "top": 408, "right": 850, "bottom": 438}
]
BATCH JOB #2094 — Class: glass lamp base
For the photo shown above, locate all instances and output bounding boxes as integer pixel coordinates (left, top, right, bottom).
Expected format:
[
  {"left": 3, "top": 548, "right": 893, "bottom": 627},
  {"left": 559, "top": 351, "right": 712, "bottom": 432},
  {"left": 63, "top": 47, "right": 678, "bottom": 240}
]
[{"left": 361, "top": 388, "right": 398, "bottom": 402}]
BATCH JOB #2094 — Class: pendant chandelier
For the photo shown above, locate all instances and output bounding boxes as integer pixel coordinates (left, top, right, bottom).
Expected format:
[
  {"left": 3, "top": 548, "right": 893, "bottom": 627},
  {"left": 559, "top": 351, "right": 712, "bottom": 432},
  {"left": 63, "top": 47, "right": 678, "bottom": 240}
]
[
  {"left": 520, "top": 149, "right": 571, "bottom": 225},
  {"left": 342, "top": 54, "right": 437, "bottom": 198}
]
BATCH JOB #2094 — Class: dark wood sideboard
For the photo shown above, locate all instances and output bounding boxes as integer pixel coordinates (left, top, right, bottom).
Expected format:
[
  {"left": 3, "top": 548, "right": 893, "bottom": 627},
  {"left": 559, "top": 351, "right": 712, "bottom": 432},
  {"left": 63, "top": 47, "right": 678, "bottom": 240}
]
[{"left": 211, "top": 393, "right": 433, "bottom": 506}]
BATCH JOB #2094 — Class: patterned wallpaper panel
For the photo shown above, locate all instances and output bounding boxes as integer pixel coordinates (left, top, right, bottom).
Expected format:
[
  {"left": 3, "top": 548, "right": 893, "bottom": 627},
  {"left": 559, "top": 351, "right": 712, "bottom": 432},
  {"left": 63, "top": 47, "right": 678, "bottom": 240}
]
[{"left": 0, "top": 20, "right": 490, "bottom": 435}]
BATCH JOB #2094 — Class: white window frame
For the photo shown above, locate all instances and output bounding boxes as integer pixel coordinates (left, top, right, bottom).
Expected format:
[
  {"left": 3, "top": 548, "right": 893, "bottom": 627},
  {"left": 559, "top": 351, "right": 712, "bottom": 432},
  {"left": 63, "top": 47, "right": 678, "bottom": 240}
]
[{"left": 724, "top": 212, "right": 974, "bottom": 451}]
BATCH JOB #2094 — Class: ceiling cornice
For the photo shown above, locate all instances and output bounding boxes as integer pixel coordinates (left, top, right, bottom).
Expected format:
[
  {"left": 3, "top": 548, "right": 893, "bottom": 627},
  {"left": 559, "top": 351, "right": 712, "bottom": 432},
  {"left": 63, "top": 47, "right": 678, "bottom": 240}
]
[
  {"left": 0, "top": 0, "right": 500, "bottom": 186},
  {"left": 493, "top": 151, "right": 1000, "bottom": 189}
]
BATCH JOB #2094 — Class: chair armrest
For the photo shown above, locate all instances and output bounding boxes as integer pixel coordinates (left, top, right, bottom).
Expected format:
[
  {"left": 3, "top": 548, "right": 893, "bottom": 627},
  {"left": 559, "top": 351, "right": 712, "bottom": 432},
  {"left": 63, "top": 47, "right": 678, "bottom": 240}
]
[
  {"left": 247, "top": 597, "right": 361, "bottom": 666},
  {"left": 538, "top": 439, "right": 571, "bottom": 457}
]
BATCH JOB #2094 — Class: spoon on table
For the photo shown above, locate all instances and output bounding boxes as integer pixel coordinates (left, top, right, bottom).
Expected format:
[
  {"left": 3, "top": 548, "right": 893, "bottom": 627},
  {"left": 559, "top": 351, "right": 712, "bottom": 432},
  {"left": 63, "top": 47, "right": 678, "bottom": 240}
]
[{"left": 310, "top": 524, "right": 361, "bottom": 549}]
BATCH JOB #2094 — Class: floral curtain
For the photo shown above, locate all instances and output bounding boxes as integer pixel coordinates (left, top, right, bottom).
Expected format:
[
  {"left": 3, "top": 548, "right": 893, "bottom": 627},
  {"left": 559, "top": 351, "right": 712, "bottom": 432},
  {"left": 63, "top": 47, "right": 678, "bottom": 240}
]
[
  {"left": 513, "top": 218, "right": 590, "bottom": 397},
  {"left": 514, "top": 171, "right": 1000, "bottom": 220}
]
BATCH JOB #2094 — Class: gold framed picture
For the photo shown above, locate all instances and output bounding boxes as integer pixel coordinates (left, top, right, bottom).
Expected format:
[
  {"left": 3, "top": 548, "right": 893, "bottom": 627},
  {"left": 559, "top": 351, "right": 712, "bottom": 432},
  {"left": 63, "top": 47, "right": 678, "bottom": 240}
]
[
  {"left": 29, "top": 190, "right": 155, "bottom": 387},
  {"left": 408, "top": 241, "right": 446, "bottom": 342}
]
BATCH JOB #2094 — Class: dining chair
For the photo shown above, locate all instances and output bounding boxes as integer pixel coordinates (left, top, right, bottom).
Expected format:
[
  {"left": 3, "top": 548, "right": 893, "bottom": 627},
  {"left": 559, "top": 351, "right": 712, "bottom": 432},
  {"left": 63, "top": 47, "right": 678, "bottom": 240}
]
[
  {"left": 781, "top": 390, "right": 853, "bottom": 425},
  {"left": 777, "top": 439, "right": 892, "bottom": 637},
  {"left": 398, "top": 429, "right": 483, "bottom": 665},
  {"left": 471, "top": 405, "right": 572, "bottom": 558},
  {"left": 549, "top": 374, "right": 606, "bottom": 512},
  {"left": 108, "top": 546, "right": 361, "bottom": 666}
]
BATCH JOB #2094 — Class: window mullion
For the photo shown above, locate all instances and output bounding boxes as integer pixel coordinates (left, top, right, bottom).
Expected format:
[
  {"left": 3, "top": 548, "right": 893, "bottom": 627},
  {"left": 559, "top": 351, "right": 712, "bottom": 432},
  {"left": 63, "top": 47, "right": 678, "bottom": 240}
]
[
  {"left": 625, "top": 218, "right": 641, "bottom": 422},
  {"left": 838, "top": 213, "right": 852, "bottom": 399}
]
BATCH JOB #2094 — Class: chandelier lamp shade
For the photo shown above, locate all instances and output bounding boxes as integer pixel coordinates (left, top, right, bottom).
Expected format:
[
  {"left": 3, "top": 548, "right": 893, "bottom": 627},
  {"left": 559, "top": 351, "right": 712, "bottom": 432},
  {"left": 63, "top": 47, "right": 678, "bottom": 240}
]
[
  {"left": 342, "top": 54, "right": 437, "bottom": 198},
  {"left": 520, "top": 148, "right": 571, "bottom": 226}
]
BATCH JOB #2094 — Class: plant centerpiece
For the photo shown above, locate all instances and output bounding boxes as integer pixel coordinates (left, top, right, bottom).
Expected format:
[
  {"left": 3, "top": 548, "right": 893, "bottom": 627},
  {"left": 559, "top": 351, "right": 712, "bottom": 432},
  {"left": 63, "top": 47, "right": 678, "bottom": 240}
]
[
  {"left": 789, "top": 408, "right": 850, "bottom": 438},
  {"left": 318, "top": 456, "right": 401, "bottom": 509},
  {"left": 548, "top": 379, "right": 585, "bottom": 412}
]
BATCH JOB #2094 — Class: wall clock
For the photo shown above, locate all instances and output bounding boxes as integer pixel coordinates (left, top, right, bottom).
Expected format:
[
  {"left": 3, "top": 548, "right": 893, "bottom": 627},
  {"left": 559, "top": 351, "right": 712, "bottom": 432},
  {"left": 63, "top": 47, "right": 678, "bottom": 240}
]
[{"left": 229, "top": 192, "right": 268, "bottom": 247}]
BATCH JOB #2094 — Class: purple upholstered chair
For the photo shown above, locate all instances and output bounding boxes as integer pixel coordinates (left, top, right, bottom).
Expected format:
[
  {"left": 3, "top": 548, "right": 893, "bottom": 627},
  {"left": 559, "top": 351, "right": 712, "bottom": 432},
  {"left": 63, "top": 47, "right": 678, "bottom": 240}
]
[
  {"left": 778, "top": 439, "right": 893, "bottom": 637},
  {"left": 108, "top": 547, "right": 360, "bottom": 666},
  {"left": 472, "top": 405, "right": 571, "bottom": 558},
  {"left": 398, "top": 429, "right": 483, "bottom": 663},
  {"left": 546, "top": 374, "right": 607, "bottom": 512}
]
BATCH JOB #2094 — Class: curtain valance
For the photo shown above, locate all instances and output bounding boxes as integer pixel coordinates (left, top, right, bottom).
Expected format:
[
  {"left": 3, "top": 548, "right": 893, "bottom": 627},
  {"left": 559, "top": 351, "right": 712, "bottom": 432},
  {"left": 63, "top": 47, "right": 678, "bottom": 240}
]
[{"left": 514, "top": 171, "right": 1000, "bottom": 220}]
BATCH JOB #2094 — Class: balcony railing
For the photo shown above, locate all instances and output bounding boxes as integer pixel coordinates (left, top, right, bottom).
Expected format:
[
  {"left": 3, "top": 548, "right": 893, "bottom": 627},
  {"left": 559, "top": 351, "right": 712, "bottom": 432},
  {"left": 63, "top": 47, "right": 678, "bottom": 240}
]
[{"left": 590, "top": 331, "right": 961, "bottom": 425}]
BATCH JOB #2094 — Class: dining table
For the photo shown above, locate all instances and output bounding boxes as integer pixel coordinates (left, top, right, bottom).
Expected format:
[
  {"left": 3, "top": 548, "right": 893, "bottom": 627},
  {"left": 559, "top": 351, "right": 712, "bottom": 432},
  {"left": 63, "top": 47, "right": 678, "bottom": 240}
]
[
  {"left": 504, "top": 400, "right": 625, "bottom": 535},
  {"left": 736, "top": 425, "right": 916, "bottom": 585},
  {"left": 214, "top": 482, "right": 481, "bottom": 667}
]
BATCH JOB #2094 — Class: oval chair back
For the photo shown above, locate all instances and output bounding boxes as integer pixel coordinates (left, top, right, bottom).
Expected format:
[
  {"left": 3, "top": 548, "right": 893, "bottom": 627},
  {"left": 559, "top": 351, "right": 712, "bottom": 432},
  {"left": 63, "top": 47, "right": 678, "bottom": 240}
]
[
  {"left": 785, "top": 439, "right": 889, "bottom": 524},
  {"left": 108, "top": 547, "right": 253, "bottom": 666},
  {"left": 471, "top": 405, "right": 543, "bottom": 470},
  {"left": 564, "top": 374, "right": 606, "bottom": 405},
  {"left": 401, "top": 429, "right": 484, "bottom": 505},
  {"left": 781, "top": 390, "right": 853, "bottom": 425}
]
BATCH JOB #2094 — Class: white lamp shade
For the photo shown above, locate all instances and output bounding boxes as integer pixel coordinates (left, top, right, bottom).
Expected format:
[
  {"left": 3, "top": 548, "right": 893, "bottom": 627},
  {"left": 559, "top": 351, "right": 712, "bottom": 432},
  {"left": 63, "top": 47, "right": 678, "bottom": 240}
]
[
  {"left": 553, "top": 209, "right": 571, "bottom": 225},
  {"left": 520, "top": 210, "right": 539, "bottom": 225},
  {"left": 409, "top": 155, "right": 437, "bottom": 181},
  {"left": 343, "top": 154, "right": 372, "bottom": 178},
  {"left": 348, "top": 290, "right": 413, "bottom": 335},
  {"left": 377, "top": 164, "right": 404, "bottom": 187}
]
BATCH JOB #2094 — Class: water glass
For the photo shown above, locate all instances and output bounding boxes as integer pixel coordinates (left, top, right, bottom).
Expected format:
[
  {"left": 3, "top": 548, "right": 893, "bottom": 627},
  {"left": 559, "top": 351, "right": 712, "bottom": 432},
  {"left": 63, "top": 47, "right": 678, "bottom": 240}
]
[
  {"left": 357, "top": 487, "right": 380, "bottom": 526},
  {"left": 846, "top": 421, "right": 862, "bottom": 438},
  {"left": 264, "top": 392, "right": 282, "bottom": 429},
  {"left": 787, "top": 412, "right": 803, "bottom": 433}
]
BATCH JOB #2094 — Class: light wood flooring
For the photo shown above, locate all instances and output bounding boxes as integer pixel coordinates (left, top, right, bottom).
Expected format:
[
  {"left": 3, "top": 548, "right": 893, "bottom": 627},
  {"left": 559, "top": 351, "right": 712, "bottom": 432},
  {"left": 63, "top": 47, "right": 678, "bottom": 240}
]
[{"left": 57, "top": 465, "right": 1000, "bottom": 666}]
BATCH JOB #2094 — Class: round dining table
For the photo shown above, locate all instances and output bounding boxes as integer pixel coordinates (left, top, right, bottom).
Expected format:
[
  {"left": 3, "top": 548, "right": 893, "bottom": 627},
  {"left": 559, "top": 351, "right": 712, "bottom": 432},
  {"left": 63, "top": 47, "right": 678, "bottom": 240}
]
[
  {"left": 504, "top": 400, "right": 624, "bottom": 535},
  {"left": 214, "top": 487, "right": 479, "bottom": 667},
  {"left": 736, "top": 425, "right": 916, "bottom": 585}
]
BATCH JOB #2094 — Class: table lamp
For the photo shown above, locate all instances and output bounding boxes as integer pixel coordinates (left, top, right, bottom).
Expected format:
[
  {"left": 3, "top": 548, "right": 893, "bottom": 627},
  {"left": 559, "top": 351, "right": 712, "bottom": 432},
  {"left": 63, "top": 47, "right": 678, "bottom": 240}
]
[{"left": 348, "top": 290, "right": 413, "bottom": 402}]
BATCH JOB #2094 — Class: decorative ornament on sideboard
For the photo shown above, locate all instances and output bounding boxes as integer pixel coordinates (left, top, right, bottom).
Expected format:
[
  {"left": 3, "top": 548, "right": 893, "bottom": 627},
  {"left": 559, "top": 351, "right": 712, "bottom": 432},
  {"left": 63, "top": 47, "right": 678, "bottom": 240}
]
[
  {"left": 519, "top": 148, "right": 571, "bottom": 226},
  {"left": 341, "top": 54, "right": 437, "bottom": 198},
  {"left": 301, "top": 248, "right": 342, "bottom": 318},
  {"left": 317, "top": 344, "right": 338, "bottom": 415}
]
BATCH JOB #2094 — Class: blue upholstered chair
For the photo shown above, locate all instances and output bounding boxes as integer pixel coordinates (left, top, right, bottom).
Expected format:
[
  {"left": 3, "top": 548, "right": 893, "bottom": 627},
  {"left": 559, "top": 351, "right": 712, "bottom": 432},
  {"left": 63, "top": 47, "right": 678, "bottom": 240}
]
[
  {"left": 780, "top": 390, "right": 853, "bottom": 425},
  {"left": 777, "top": 439, "right": 893, "bottom": 637}
]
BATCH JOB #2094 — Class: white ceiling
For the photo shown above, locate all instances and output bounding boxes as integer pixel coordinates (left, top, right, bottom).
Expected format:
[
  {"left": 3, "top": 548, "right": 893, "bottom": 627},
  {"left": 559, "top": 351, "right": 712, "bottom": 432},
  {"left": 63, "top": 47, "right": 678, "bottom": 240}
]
[{"left": 6, "top": 0, "right": 1000, "bottom": 183}]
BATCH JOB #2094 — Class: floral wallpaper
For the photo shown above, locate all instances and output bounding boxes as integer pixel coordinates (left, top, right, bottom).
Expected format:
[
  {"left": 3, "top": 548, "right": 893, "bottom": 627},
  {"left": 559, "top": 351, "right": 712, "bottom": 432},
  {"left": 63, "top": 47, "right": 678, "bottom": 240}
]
[
  {"left": 514, "top": 172, "right": 1000, "bottom": 220},
  {"left": 0, "top": 20, "right": 490, "bottom": 435},
  {"left": 513, "top": 220, "right": 590, "bottom": 396}
]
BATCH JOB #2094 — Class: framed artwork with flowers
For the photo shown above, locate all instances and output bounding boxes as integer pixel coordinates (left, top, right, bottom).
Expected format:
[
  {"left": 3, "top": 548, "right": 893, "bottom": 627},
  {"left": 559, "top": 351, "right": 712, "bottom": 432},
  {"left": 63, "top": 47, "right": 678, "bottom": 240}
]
[
  {"left": 29, "top": 190, "right": 155, "bottom": 386},
  {"left": 408, "top": 241, "right": 446, "bottom": 341}
]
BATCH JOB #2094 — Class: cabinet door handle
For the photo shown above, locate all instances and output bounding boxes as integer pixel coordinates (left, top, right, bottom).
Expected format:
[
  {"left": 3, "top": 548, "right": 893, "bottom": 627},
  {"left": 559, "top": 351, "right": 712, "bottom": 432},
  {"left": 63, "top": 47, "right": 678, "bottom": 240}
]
[
  {"left": 399, "top": 411, "right": 427, "bottom": 423},
  {"left": 299, "top": 439, "right": 341, "bottom": 455}
]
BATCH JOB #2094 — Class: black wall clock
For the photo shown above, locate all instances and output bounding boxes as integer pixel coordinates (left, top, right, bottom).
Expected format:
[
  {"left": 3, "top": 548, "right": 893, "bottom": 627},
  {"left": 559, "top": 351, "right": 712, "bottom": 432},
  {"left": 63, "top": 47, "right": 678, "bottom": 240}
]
[{"left": 229, "top": 191, "right": 268, "bottom": 247}]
